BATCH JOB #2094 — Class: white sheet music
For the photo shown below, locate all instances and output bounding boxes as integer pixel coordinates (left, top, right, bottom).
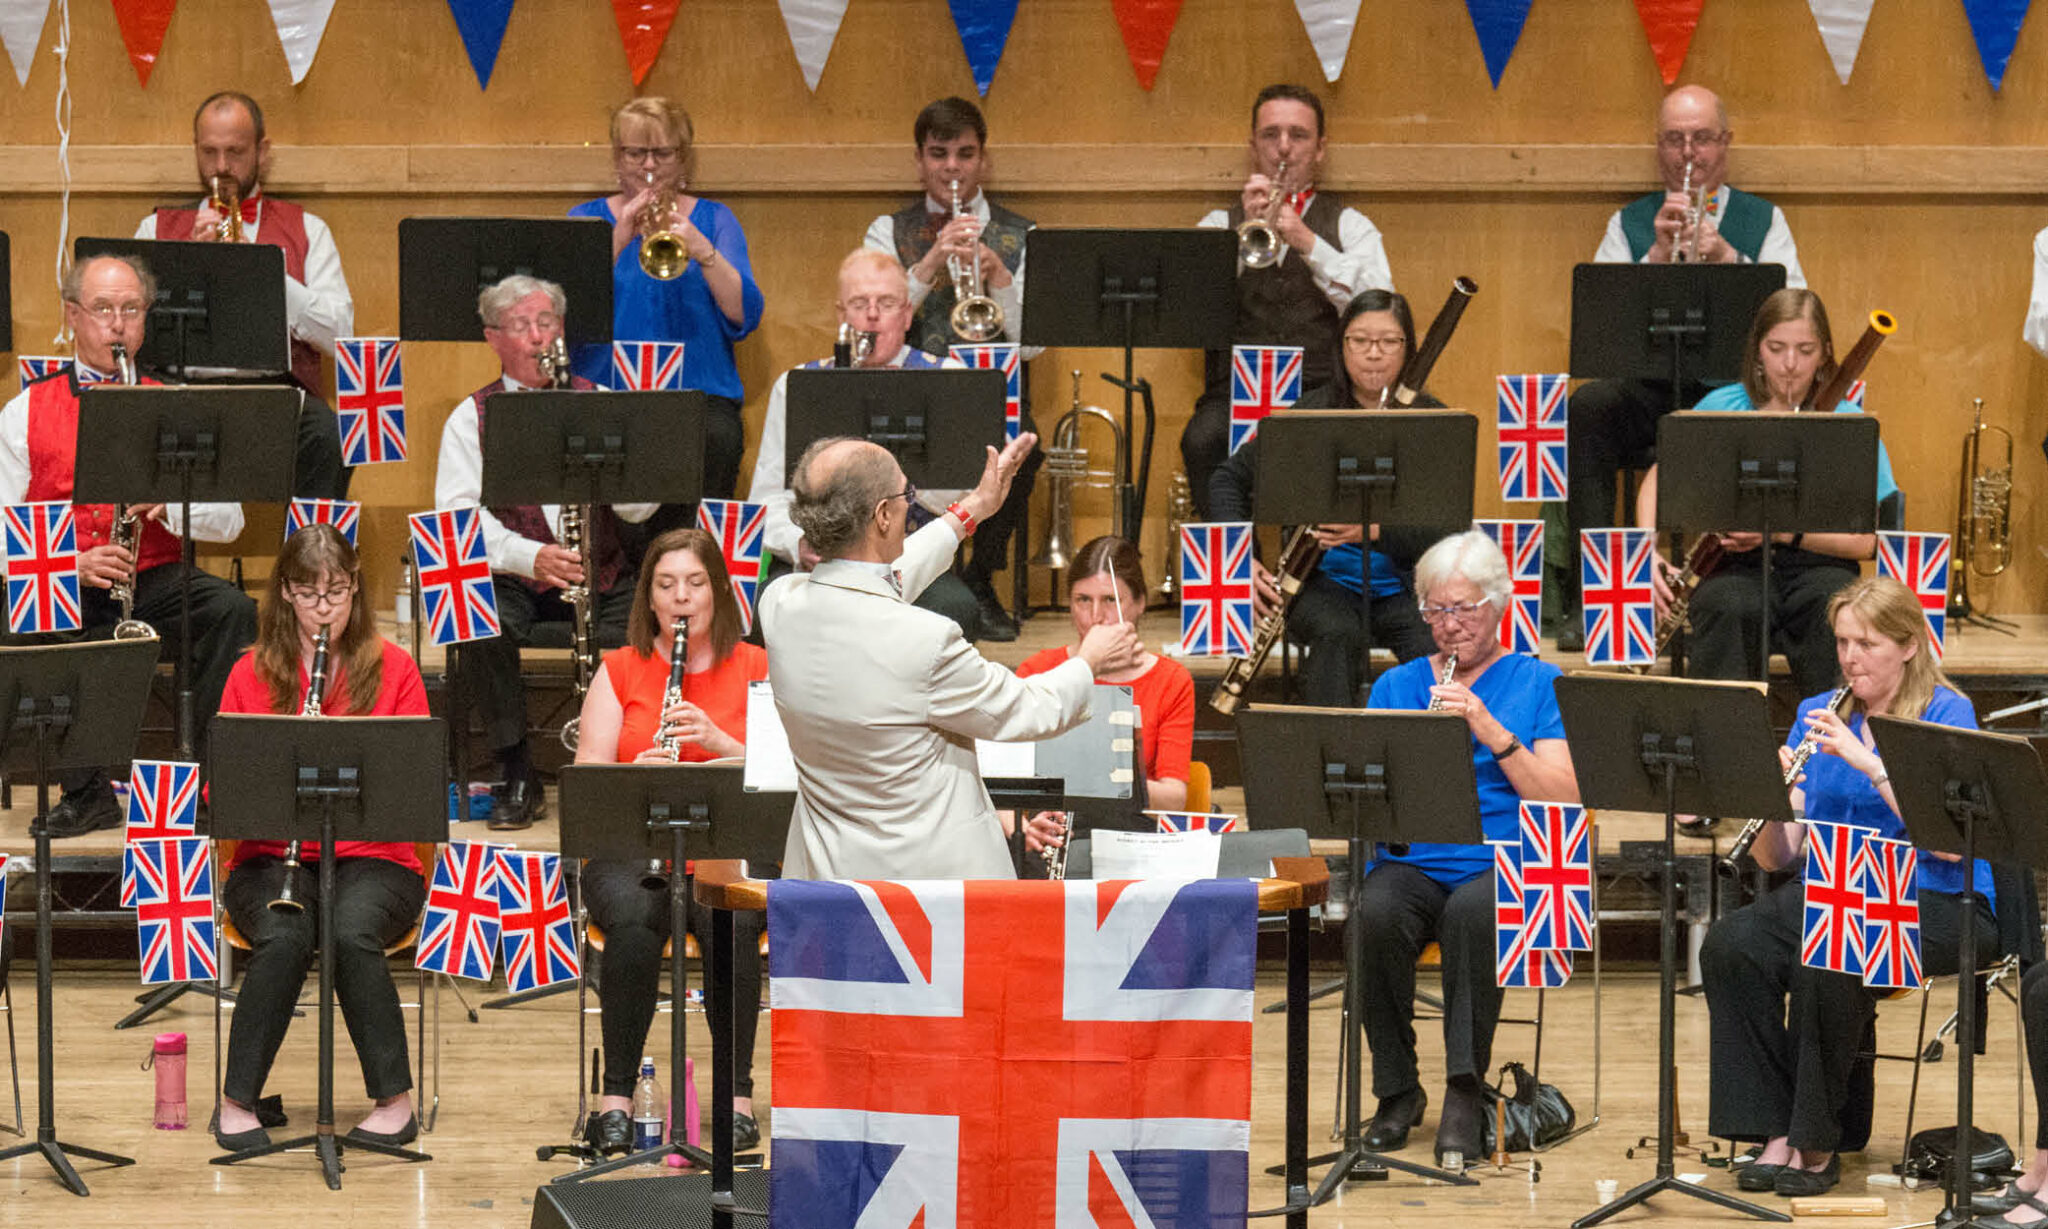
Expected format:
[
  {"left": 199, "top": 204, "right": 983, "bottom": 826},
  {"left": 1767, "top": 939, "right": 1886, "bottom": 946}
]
[
  {"left": 742, "top": 681, "right": 798, "bottom": 792},
  {"left": 1091, "top": 829, "right": 1224, "bottom": 880}
]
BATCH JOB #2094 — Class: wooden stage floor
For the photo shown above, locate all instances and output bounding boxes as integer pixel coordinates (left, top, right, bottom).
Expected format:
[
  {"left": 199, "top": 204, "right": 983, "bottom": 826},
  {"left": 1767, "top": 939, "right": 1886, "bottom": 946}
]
[{"left": 0, "top": 960, "right": 2024, "bottom": 1226}]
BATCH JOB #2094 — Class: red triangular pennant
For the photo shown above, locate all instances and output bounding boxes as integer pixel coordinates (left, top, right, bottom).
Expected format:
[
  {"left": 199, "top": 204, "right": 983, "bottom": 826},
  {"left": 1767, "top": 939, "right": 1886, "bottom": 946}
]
[
  {"left": 109, "top": 0, "right": 179, "bottom": 87},
  {"left": 1111, "top": 0, "right": 1185, "bottom": 90},
  {"left": 1633, "top": 0, "right": 1703, "bottom": 85},
  {"left": 612, "top": 0, "right": 679, "bottom": 86}
]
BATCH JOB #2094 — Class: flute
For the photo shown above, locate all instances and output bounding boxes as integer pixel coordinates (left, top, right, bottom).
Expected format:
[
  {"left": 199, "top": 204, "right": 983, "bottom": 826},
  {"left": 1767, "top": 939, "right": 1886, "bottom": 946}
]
[{"left": 1722, "top": 684, "right": 1853, "bottom": 870}]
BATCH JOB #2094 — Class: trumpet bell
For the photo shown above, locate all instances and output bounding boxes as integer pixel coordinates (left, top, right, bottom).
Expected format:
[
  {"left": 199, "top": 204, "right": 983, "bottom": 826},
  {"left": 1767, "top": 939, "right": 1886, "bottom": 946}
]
[
  {"left": 1237, "top": 220, "right": 1283, "bottom": 269},
  {"left": 640, "top": 231, "right": 690, "bottom": 281},
  {"left": 950, "top": 294, "right": 1004, "bottom": 342},
  {"left": 113, "top": 619, "right": 156, "bottom": 641}
]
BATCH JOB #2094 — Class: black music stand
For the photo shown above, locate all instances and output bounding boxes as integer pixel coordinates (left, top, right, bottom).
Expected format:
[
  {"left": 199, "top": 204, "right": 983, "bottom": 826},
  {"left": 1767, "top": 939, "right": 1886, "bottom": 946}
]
[
  {"left": 207, "top": 714, "right": 446, "bottom": 1189},
  {"left": 1554, "top": 673, "right": 1792, "bottom": 1228},
  {"left": 1237, "top": 705, "right": 1483, "bottom": 1198},
  {"left": 76, "top": 385, "right": 298, "bottom": 760},
  {"left": 1868, "top": 717, "right": 2048, "bottom": 1229},
  {"left": 784, "top": 368, "right": 1006, "bottom": 492},
  {"left": 551, "top": 763, "right": 789, "bottom": 1197},
  {"left": 1569, "top": 264, "right": 1786, "bottom": 413},
  {"left": 1254, "top": 411, "right": 1476, "bottom": 692},
  {"left": 1022, "top": 228, "right": 1236, "bottom": 533},
  {"left": 0, "top": 640, "right": 156, "bottom": 1196},
  {"left": 397, "top": 217, "right": 613, "bottom": 345},
  {"left": 1656, "top": 412, "right": 1880, "bottom": 682},
  {"left": 75, "top": 237, "right": 288, "bottom": 378}
]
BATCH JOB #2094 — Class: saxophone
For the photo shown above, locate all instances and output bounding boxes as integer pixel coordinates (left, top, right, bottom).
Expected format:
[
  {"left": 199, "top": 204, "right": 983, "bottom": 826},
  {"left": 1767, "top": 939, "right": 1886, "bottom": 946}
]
[
  {"left": 105, "top": 344, "right": 154, "bottom": 640},
  {"left": 1722, "top": 683, "right": 1853, "bottom": 870},
  {"left": 269, "top": 623, "right": 330, "bottom": 913}
]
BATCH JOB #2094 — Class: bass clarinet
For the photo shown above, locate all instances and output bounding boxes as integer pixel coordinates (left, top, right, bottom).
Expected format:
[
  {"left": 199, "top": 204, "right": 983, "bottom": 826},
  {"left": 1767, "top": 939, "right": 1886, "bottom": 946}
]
[
  {"left": 642, "top": 614, "right": 690, "bottom": 890},
  {"left": 269, "top": 623, "right": 331, "bottom": 913},
  {"left": 1721, "top": 683, "right": 1852, "bottom": 870}
]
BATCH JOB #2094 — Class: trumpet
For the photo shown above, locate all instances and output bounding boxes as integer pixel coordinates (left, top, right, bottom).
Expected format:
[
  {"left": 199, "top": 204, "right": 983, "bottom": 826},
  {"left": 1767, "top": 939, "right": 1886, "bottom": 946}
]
[
  {"left": 1031, "top": 371, "right": 1129, "bottom": 571},
  {"left": 1237, "top": 159, "right": 1289, "bottom": 269},
  {"left": 637, "top": 171, "right": 690, "bottom": 281},
  {"left": 1950, "top": 396, "right": 2014, "bottom": 628},
  {"left": 1723, "top": 684, "right": 1852, "bottom": 870},
  {"left": 1671, "top": 160, "right": 1707, "bottom": 263},
  {"left": 104, "top": 344, "right": 154, "bottom": 641},
  {"left": 270, "top": 624, "right": 331, "bottom": 913},
  {"left": 208, "top": 173, "right": 244, "bottom": 244},
  {"left": 946, "top": 179, "right": 1003, "bottom": 342}
]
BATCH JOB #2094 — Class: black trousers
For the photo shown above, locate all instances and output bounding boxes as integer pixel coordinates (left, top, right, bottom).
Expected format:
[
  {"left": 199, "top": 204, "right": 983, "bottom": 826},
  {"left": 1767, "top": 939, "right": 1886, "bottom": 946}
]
[
  {"left": 460, "top": 578, "right": 633, "bottom": 753},
  {"left": 624, "top": 394, "right": 747, "bottom": 562},
  {"left": 1356, "top": 861, "right": 1504, "bottom": 1097},
  {"left": 293, "top": 390, "right": 351, "bottom": 500},
  {"left": 1702, "top": 879, "right": 1994, "bottom": 1149},
  {"left": 1563, "top": 378, "right": 1704, "bottom": 608},
  {"left": 2023, "top": 962, "right": 2048, "bottom": 1150},
  {"left": 583, "top": 860, "right": 763, "bottom": 1099},
  {"left": 222, "top": 854, "right": 427, "bottom": 1105},
  {"left": 1181, "top": 387, "right": 1232, "bottom": 522},
  {"left": 1286, "top": 573, "right": 1434, "bottom": 707},
  {"left": 758, "top": 555, "right": 984, "bottom": 643},
  {"left": 1687, "top": 558, "right": 1857, "bottom": 698}
]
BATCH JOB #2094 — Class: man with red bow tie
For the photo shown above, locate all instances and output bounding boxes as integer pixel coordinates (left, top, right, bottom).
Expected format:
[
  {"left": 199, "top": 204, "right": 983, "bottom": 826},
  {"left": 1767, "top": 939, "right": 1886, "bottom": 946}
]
[
  {"left": 1182, "top": 83, "right": 1396, "bottom": 520},
  {"left": 134, "top": 90, "right": 354, "bottom": 499}
]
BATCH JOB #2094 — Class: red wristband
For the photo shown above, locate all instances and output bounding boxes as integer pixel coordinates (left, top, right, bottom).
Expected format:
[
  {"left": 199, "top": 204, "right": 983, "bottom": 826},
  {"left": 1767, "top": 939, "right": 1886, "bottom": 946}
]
[{"left": 946, "top": 502, "right": 977, "bottom": 536}]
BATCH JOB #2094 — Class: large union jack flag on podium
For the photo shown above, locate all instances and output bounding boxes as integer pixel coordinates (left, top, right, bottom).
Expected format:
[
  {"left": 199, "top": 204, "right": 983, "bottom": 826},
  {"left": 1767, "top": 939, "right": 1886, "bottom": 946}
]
[
  {"left": 4, "top": 501, "right": 81, "bottom": 634},
  {"left": 285, "top": 498, "right": 361, "bottom": 547},
  {"left": 1178, "top": 522, "right": 1255, "bottom": 657},
  {"left": 1494, "top": 843, "right": 1572, "bottom": 988},
  {"left": 17, "top": 356, "right": 71, "bottom": 388},
  {"left": 1859, "top": 836, "right": 1923, "bottom": 989},
  {"left": 768, "top": 877, "right": 1254, "bottom": 1228},
  {"left": 409, "top": 507, "right": 500, "bottom": 646},
  {"left": 1802, "top": 820, "right": 1868, "bottom": 978},
  {"left": 1518, "top": 802, "right": 1593, "bottom": 951},
  {"left": 696, "top": 499, "right": 767, "bottom": 633},
  {"left": 122, "top": 760, "right": 200, "bottom": 908},
  {"left": 495, "top": 851, "right": 579, "bottom": 994},
  {"left": 1579, "top": 528, "right": 1656, "bottom": 667},
  {"left": 133, "top": 836, "right": 217, "bottom": 985},
  {"left": 1876, "top": 531, "right": 1950, "bottom": 662},
  {"left": 336, "top": 337, "right": 406, "bottom": 466},
  {"left": 1475, "top": 519, "right": 1543, "bottom": 655},
  {"left": 416, "top": 842, "right": 503, "bottom": 982},
  {"left": 948, "top": 343, "right": 1023, "bottom": 441},
  {"left": 1496, "top": 373, "right": 1569, "bottom": 502},
  {"left": 1228, "top": 345, "right": 1302, "bottom": 455},
  {"left": 610, "top": 340, "right": 687, "bottom": 391}
]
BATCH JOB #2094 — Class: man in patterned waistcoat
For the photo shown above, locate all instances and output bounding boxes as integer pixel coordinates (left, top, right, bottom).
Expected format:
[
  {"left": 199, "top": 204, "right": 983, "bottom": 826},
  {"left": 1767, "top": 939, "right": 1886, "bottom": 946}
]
[{"left": 434, "top": 276, "right": 656, "bottom": 830}]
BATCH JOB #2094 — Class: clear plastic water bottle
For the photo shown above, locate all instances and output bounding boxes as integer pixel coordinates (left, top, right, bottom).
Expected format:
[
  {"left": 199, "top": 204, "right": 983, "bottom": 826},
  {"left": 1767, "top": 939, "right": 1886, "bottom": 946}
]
[{"left": 631, "top": 1056, "right": 665, "bottom": 1152}]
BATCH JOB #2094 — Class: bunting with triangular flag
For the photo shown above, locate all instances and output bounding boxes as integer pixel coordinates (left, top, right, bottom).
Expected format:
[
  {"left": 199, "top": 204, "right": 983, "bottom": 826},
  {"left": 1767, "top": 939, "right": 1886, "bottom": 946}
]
[
  {"left": 265, "top": 0, "right": 336, "bottom": 85},
  {"left": 612, "top": 0, "right": 680, "bottom": 87},
  {"left": 446, "top": 0, "right": 516, "bottom": 90},
  {"left": 1962, "top": 0, "right": 2033, "bottom": 91},
  {"left": 949, "top": 0, "right": 1018, "bottom": 96},
  {"left": 1806, "top": 0, "right": 1877, "bottom": 84},
  {"left": 777, "top": 0, "right": 850, "bottom": 92},
  {"left": 1291, "top": 0, "right": 1361, "bottom": 83},
  {"left": 1633, "top": 0, "right": 1704, "bottom": 85},
  {"left": 1111, "top": 0, "right": 1185, "bottom": 91},
  {"left": 0, "top": 0, "right": 49, "bottom": 88},
  {"left": 109, "top": 0, "right": 179, "bottom": 87},
  {"left": 1466, "top": 0, "right": 1536, "bottom": 88}
]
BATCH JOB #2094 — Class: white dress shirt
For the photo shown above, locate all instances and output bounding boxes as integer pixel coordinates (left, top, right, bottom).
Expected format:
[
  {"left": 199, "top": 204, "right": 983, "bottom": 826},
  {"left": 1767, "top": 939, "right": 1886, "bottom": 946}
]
[
  {"left": 2024, "top": 227, "right": 2048, "bottom": 358},
  {"left": 864, "top": 190, "right": 1031, "bottom": 350},
  {"left": 1196, "top": 200, "right": 1395, "bottom": 310},
  {"left": 136, "top": 197, "right": 355, "bottom": 365},
  {"left": 1593, "top": 184, "right": 1807, "bottom": 289},
  {"left": 433, "top": 373, "right": 657, "bottom": 579}
]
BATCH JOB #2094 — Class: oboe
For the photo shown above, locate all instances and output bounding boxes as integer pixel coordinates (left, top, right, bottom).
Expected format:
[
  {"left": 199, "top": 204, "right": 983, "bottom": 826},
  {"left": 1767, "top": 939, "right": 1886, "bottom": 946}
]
[
  {"left": 269, "top": 623, "right": 331, "bottom": 913},
  {"left": 1722, "top": 684, "right": 1853, "bottom": 870},
  {"left": 642, "top": 616, "right": 690, "bottom": 891}
]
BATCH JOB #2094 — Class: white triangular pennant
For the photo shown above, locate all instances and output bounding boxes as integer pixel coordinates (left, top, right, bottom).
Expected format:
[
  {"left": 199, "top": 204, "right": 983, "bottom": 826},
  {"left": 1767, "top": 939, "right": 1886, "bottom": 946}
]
[
  {"left": 1292, "top": 0, "right": 1362, "bottom": 82},
  {"left": 1806, "top": 0, "right": 1876, "bottom": 84},
  {"left": 265, "top": 0, "right": 336, "bottom": 84},
  {"left": 0, "top": 0, "right": 50, "bottom": 88},
  {"left": 777, "top": 0, "right": 850, "bottom": 92}
]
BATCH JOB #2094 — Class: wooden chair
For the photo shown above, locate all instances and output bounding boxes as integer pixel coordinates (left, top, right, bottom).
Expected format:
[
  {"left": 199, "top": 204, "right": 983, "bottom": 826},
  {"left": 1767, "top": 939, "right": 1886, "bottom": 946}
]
[{"left": 1185, "top": 762, "right": 1212, "bottom": 815}]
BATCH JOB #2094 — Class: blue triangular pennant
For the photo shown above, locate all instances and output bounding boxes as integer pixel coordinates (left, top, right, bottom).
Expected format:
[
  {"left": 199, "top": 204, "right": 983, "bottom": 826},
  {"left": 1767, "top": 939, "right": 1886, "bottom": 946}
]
[
  {"left": 446, "top": 0, "right": 516, "bottom": 89},
  {"left": 1961, "top": 0, "right": 2032, "bottom": 91},
  {"left": 948, "top": 0, "right": 1019, "bottom": 96},
  {"left": 1466, "top": 0, "right": 1536, "bottom": 88}
]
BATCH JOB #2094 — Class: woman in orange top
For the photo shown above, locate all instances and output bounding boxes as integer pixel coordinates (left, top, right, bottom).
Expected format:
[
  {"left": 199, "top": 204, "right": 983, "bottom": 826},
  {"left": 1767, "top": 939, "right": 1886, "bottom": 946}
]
[
  {"left": 572, "top": 527, "right": 769, "bottom": 1155},
  {"left": 215, "top": 523, "right": 430, "bottom": 1151}
]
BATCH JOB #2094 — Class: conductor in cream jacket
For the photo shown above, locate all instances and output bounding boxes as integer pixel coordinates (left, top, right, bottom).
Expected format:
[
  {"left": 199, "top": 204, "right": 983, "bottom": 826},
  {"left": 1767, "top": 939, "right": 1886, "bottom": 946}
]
[{"left": 762, "top": 431, "right": 1142, "bottom": 879}]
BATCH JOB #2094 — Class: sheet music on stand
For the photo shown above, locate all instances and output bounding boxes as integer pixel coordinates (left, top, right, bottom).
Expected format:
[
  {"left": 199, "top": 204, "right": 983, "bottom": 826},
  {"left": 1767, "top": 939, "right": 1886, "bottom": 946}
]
[{"left": 1091, "top": 830, "right": 1224, "bottom": 880}]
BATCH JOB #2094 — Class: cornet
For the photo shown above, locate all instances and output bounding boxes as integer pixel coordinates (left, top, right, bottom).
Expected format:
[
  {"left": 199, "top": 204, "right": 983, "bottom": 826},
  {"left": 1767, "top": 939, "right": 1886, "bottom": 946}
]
[
  {"left": 207, "top": 174, "right": 244, "bottom": 243},
  {"left": 637, "top": 171, "right": 690, "bottom": 281},
  {"left": 1951, "top": 396, "right": 2016, "bottom": 629},
  {"left": 946, "top": 179, "right": 1003, "bottom": 342},
  {"left": 1237, "top": 160, "right": 1289, "bottom": 269},
  {"left": 1671, "top": 160, "right": 1707, "bottom": 264}
]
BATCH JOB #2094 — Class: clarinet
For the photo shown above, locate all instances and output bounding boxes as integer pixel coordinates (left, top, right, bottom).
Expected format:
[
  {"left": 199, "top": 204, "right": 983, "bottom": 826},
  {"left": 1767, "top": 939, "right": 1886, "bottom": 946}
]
[
  {"left": 104, "top": 343, "right": 155, "bottom": 641},
  {"left": 1722, "top": 683, "right": 1853, "bottom": 871},
  {"left": 642, "top": 616, "right": 690, "bottom": 891},
  {"left": 1427, "top": 651, "right": 1458, "bottom": 710},
  {"left": 269, "top": 624, "right": 331, "bottom": 913}
]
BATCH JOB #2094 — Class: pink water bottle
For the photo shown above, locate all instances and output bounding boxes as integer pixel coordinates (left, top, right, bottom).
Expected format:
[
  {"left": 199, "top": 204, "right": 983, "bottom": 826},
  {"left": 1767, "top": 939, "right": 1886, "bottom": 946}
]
[
  {"left": 661, "top": 1057, "right": 702, "bottom": 1167},
  {"left": 148, "top": 1032, "right": 187, "bottom": 1129}
]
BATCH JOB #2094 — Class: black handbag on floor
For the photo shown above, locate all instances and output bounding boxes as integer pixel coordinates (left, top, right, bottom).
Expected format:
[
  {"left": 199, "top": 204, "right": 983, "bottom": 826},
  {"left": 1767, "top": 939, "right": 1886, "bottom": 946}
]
[
  {"left": 1478, "top": 1061, "right": 1576, "bottom": 1153},
  {"left": 1900, "top": 1125, "right": 2015, "bottom": 1190}
]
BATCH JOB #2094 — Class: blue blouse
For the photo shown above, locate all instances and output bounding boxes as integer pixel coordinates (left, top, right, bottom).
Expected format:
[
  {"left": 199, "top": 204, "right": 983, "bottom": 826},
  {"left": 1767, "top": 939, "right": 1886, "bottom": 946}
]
[
  {"left": 1317, "top": 543, "right": 1404, "bottom": 599},
  {"left": 567, "top": 196, "right": 765, "bottom": 402},
  {"left": 1791, "top": 685, "right": 1993, "bottom": 906},
  {"left": 1693, "top": 382, "right": 1898, "bottom": 506},
  {"left": 1365, "top": 652, "right": 1568, "bottom": 888}
]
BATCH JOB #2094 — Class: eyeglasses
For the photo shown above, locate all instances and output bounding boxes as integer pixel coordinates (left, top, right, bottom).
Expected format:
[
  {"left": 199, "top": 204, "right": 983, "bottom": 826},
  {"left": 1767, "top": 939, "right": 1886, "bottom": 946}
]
[
  {"left": 843, "top": 296, "right": 906, "bottom": 316},
  {"left": 79, "top": 302, "right": 148, "bottom": 323},
  {"left": 489, "top": 313, "right": 560, "bottom": 337},
  {"left": 283, "top": 581, "right": 355, "bottom": 608},
  {"left": 1418, "top": 600, "right": 1493, "bottom": 625},
  {"left": 617, "top": 146, "right": 680, "bottom": 164},
  {"left": 1657, "top": 129, "right": 1729, "bottom": 151},
  {"left": 1343, "top": 334, "right": 1406, "bottom": 354},
  {"left": 882, "top": 482, "right": 918, "bottom": 512}
]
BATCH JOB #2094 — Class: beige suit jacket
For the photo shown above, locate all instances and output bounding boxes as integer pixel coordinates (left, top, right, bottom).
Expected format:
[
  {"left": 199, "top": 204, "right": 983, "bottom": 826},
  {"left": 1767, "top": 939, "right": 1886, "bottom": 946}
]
[{"left": 761, "top": 519, "right": 1097, "bottom": 880}]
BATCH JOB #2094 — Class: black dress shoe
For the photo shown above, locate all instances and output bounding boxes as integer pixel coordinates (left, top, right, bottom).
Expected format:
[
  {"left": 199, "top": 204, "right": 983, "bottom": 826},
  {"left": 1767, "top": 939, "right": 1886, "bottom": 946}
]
[
  {"left": 43, "top": 783, "right": 121, "bottom": 838},
  {"left": 215, "top": 1123, "right": 272, "bottom": 1151},
  {"left": 1735, "top": 1160, "right": 1787, "bottom": 1191},
  {"left": 1773, "top": 1153, "right": 1840, "bottom": 1197},
  {"left": 1555, "top": 622, "right": 1585, "bottom": 654},
  {"left": 489, "top": 774, "right": 542, "bottom": 831},
  {"left": 345, "top": 1115, "right": 419, "bottom": 1147},
  {"left": 1434, "top": 1084, "right": 1485, "bottom": 1167},
  {"left": 969, "top": 580, "right": 1020, "bottom": 643},
  {"left": 586, "top": 1108, "right": 633, "bottom": 1157},
  {"left": 1361, "top": 1087, "right": 1426, "bottom": 1152},
  {"left": 255, "top": 1094, "right": 289, "bottom": 1128},
  {"left": 732, "top": 1111, "right": 761, "bottom": 1152}
]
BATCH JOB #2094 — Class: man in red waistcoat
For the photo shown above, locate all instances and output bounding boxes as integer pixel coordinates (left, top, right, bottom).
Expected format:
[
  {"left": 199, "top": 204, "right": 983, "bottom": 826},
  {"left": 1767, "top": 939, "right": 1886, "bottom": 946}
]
[
  {"left": 135, "top": 90, "right": 353, "bottom": 501},
  {"left": 434, "top": 275, "right": 656, "bottom": 830},
  {"left": 0, "top": 254, "right": 258, "bottom": 835}
]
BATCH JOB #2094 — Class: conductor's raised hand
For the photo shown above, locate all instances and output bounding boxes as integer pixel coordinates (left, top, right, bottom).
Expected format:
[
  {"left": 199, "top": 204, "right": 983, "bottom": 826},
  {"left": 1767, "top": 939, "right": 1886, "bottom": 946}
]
[{"left": 962, "top": 431, "right": 1038, "bottom": 525}]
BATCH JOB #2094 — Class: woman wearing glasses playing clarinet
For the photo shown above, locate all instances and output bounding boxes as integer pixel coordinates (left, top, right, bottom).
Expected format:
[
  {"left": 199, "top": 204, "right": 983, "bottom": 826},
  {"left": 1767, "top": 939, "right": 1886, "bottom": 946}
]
[
  {"left": 571, "top": 528, "right": 769, "bottom": 1157},
  {"left": 214, "top": 524, "right": 431, "bottom": 1152}
]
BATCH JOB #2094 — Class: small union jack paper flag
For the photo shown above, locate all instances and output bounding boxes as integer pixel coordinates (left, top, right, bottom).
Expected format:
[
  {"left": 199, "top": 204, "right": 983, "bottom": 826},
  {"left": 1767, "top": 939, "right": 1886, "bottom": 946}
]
[
  {"left": 1475, "top": 519, "right": 1543, "bottom": 656},
  {"left": 496, "top": 850, "right": 580, "bottom": 994},
  {"left": 336, "top": 336, "right": 406, "bottom": 466},
  {"left": 409, "top": 507, "right": 500, "bottom": 646},
  {"left": 1495, "top": 843, "right": 1572, "bottom": 988},
  {"left": 133, "top": 836, "right": 217, "bottom": 985},
  {"left": 1150, "top": 811, "right": 1239, "bottom": 834},
  {"left": 4, "top": 501, "right": 82, "bottom": 634},
  {"left": 611, "top": 340, "right": 687, "bottom": 391},
  {"left": 1579, "top": 528, "right": 1657, "bottom": 667},
  {"left": 1859, "top": 836, "right": 1922, "bottom": 990},
  {"left": 696, "top": 498, "right": 767, "bottom": 634},
  {"left": 1518, "top": 801, "right": 1594, "bottom": 951},
  {"left": 1497, "top": 373, "right": 1569, "bottom": 502},
  {"left": 1228, "top": 345, "right": 1303, "bottom": 455},
  {"left": 415, "top": 842, "right": 503, "bottom": 982},
  {"left": 1178, "top": 522, "right": 1256, "bottom": 658},
  {"left": 17, "top": 356, "right": 71, "bottom": 388},
  {"left": 1876, "top": 531, "right": 1950, "bottom": 662},
  {"left": 122, "top": 760, "right": 201, "bottom": 908},
  {"left": 1802, "top": 820, "right": 1868, "bottom": 978},
  {"left": 285, "top": 498, "right": 361, "bottom": 547},
  {"left": 0, "top": 853, "right": 8, "bottom": 916},
  {"left": 948, "top": 342, "right": 1023, "bottom": 441},
  {"left": 1841, "top": 379, "right": 1866, "bottom": 410}
]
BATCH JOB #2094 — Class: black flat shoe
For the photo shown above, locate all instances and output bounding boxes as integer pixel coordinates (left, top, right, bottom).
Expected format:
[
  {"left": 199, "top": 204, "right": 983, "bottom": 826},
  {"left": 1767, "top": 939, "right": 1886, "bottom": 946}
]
[
  {"left": 345, "top": 1115, "right": 419, "bottom": 1147},
  {"left": 489, "top": 775, "right": 541, "bottom": 831},
  {"left": 43, "top": 784, "right": 121, "bottom": 838},
  {"left": 1434, "top": 1085, "right": 1485, "bottom": 1167},
  {"left": 255, "top": 1094, "right": 289, "bottom": 1128},
  {"left": 733, "top": 1111, "right": 761, "bottom": 1152},
  {"left": 1774, "top": 1153, "right": 1840, "bottom": 1197},
  {"left": 586, "top": 1108, "right": 632, "bottom": 1157},
  {"left": 215, "top": 1123, "right": 271, "bottom": 1152},
  {"left": 1982, "top": 1192, "right": 2048, "bottom": 1229},
  {"left": 1735, "top": 1160, "right": 1787, "bottom": 1191},
  {"left": 1361, "top": 1087, "right": 1426, "bottom": 1152}
]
